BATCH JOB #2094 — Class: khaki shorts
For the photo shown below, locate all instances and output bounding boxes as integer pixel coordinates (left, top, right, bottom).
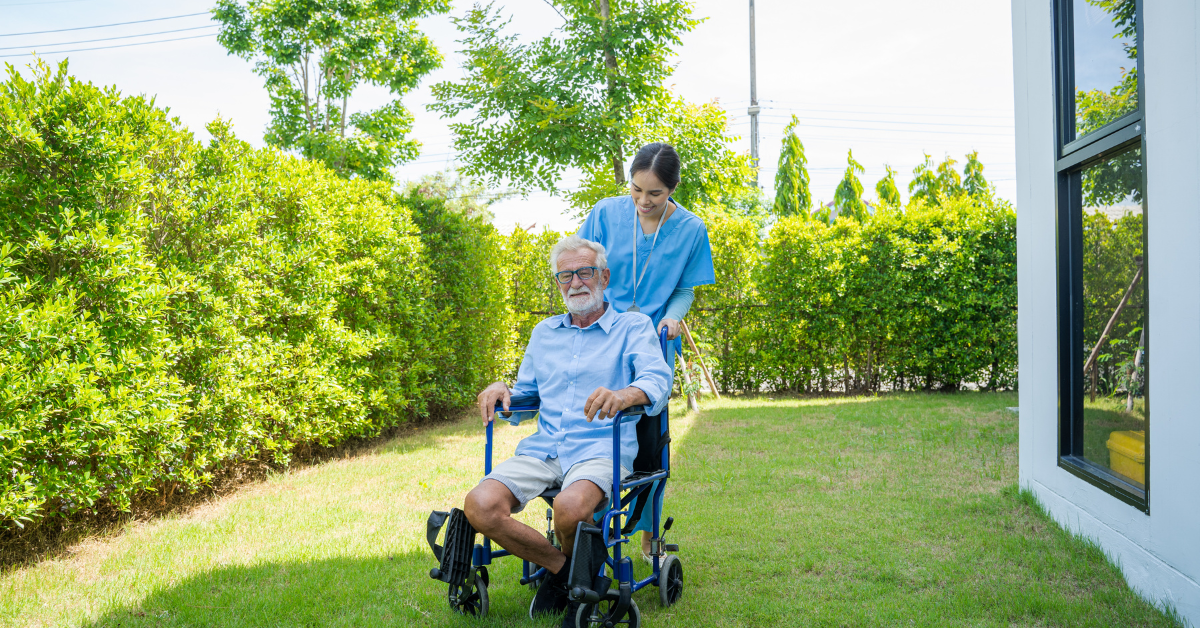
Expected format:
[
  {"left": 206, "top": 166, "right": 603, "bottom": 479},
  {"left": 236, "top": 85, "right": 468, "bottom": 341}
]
[{"left": 483, "top": 455, "right": 630, "bottom": 514}]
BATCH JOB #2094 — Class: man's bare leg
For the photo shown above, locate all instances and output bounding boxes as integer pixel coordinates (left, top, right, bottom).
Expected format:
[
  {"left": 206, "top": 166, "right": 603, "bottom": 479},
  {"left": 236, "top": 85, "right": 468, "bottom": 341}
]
[
  {"left": 464, "top": 478, "right": 605, "bottom": 575},
  {"left": 552, "top": 479, "right": 605, "bottom": 558},
  {"left": 464, "top": 479, "right": 568, "bottom": 574}
]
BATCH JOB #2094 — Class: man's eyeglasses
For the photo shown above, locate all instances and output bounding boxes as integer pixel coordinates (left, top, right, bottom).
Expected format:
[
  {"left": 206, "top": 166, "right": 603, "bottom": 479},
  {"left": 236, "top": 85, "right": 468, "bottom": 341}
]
[{"left": 553, "top": 266, "right": 600, "bottom": 284}]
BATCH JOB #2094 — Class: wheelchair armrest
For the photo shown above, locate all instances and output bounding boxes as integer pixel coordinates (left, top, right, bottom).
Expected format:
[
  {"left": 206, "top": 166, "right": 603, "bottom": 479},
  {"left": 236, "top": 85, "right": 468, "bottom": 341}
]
[
  {"left": 505, "top": 393, "right": 541, "bottom": 409},
  {"left": 616, "top": 407, "right": 646, "bottom": 423},
  {"left": 493, "top": 393, "right": 540, "bottom": 426}
]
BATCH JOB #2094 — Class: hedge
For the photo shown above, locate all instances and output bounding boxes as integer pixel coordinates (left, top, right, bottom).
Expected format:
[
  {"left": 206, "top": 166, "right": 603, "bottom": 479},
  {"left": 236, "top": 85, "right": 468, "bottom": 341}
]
[
  {"left": 688, "top": 197, "right": 1018, "bottom": 393},
  {"left": 0, "top": 63, "right": 505, "bottom": 528}
]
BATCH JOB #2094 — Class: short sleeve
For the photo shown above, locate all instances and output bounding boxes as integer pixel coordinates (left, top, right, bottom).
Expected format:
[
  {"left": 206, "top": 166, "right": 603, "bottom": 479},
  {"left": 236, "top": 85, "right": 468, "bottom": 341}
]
[
  {"left": 678, "top": 221, "right": 716, "bottom": 288},
  {"left": 577, "top": 200, "right": 608, "bottom": 243}
]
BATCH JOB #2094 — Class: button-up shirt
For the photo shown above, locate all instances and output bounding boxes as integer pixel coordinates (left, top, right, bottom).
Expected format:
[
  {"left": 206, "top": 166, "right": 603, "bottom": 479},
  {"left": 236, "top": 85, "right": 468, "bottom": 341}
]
[{"left": 504, "top": 303, "right": 671, "bottom": 473}]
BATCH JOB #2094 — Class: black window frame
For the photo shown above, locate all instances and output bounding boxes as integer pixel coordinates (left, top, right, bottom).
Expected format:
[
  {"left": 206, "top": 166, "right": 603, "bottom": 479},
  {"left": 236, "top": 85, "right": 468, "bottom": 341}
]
[{"left": 1052, "top": 0, "right": 1149, "bottom": 512}]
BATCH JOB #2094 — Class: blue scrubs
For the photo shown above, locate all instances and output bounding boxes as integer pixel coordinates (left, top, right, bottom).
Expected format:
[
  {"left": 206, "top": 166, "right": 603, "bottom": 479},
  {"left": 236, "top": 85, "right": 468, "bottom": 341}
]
[
  {"left": 578, "top": 195, "right": 716, "bottom": 364},
  {"left": 577, "top": 194, "right": 715, "bottom": 538}
]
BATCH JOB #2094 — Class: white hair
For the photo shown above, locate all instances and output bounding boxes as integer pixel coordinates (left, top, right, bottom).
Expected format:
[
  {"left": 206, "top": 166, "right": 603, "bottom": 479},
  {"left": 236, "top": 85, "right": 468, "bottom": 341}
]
[{"left": 549, "top": 234, "right": 608, "bottom": 274}]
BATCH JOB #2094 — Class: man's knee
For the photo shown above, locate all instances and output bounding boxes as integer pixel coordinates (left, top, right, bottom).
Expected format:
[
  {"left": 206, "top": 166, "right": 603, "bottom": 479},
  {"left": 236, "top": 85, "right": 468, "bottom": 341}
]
[
  {"left": 554, "top": 481, "right": 604, "bottom": 526},
  {"left": 464, "top": 480, "right": 517, "bottom": 531}
]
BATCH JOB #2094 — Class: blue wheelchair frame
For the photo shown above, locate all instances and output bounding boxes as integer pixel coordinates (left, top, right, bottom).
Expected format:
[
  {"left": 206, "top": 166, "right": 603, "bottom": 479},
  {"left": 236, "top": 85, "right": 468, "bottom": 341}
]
[{"left": 475, "top": 327, "right": 675, "bottom": 600}]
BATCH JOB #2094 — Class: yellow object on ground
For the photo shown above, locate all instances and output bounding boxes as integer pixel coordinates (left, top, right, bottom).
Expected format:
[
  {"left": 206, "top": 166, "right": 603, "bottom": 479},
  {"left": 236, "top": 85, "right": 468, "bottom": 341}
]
[{"left": 1106, "top": 430, "right": 1145, "bottom": 485}]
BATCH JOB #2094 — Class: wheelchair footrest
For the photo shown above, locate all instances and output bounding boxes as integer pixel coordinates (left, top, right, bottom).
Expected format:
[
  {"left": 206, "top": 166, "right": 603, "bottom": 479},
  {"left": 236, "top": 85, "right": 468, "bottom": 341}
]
[
  {"left": 567, "top": 522, "right": 610, "bottom": 603},
  {"left": 427, "top": 508, "right": 477, "bottom": 585}
]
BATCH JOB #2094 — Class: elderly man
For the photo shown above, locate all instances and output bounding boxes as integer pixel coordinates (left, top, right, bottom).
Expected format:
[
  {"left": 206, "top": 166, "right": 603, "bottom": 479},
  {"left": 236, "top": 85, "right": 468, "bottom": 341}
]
[{"left": 467, "top": 234, "right": 671, "bottom": 625}]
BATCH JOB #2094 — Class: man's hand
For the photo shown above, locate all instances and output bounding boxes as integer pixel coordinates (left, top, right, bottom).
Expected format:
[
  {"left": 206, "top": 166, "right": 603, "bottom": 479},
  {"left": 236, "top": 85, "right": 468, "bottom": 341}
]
[
  {"left": 584, "top": 386, "right": 650, "bottom": 422},
  {"left": 477, "top": 382, "right": 511, "bottom": 425},
  {"left": 657, "top": 318, "right": 681, "bottom": 341}
]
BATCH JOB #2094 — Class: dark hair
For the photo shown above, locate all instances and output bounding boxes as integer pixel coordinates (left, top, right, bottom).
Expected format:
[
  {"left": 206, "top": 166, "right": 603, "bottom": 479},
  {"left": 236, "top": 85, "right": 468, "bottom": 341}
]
[{"left": 629, "top": 142, "right": 681, "bottom": 190}]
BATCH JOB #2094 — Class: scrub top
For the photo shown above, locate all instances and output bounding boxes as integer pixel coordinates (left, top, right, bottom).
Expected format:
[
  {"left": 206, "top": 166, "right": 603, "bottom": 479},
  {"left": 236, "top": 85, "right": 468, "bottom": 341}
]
[{"left": 577, "top": 195, "right": 716, "bottom": 329}]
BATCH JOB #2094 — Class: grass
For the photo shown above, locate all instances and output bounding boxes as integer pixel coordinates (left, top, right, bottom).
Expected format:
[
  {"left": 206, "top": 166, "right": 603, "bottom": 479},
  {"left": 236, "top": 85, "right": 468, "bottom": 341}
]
[{"left": 0, "top": 393, "right": 1183, "bottom": 627}]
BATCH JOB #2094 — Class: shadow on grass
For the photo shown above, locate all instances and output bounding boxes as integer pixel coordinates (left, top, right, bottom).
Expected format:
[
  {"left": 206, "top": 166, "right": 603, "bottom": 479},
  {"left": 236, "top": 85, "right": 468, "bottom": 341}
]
[
  {"left": 0, "top": 415, "right": 475, "bottom": 573},
  {"left": 79, "top": 548, "right": 568, "bottom": 628}
]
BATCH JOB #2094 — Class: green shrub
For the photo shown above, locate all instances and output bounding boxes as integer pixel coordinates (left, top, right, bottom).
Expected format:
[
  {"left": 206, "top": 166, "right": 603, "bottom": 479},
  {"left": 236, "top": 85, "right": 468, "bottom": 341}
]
[
  {"left": 405, "top": 189, "right": 513, "bottom": 416},
  {"left": 1, "top": 62, "right": 200, "bottom": 525},
  {"left": 0, "top": 62, "right": 463, "bottom": 529},
  {"left": 500, "top": 227, "right": 565, "bottom": 379},
  {"left": 684, "top": 195, "right": 1018, "bottom": 394}
]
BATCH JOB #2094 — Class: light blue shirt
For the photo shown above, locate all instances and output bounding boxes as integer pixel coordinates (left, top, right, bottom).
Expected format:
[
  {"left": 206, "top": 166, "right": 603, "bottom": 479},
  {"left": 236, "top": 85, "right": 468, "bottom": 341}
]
[
  {"left": 578, "top": 196, "right": 716, "bottom": 328},
  {"left": 504, "top": 303, "right": 672, "bottom": 473}
]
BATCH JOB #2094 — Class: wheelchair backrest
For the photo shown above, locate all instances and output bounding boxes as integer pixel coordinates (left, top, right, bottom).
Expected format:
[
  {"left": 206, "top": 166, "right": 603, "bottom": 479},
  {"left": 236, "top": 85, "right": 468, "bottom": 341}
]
[{"left": 630, "top": 326, "right": 673, "bottom": 474}]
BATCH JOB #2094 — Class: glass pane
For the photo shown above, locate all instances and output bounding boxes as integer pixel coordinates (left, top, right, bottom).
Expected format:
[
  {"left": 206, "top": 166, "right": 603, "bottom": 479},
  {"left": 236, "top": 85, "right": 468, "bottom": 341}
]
[
  {"left": 1080, "top": 146, "right": 1144, "bottom": 488},
  {"left": 1072, "top": 0, "right": 1138, "bottom": 141}
]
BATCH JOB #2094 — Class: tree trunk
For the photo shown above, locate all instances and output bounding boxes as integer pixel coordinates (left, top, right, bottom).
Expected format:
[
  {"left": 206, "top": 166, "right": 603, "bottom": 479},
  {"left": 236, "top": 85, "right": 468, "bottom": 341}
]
[
  {"left": 597, "top": 0, "right": 626, "bottom": 185},
  {"left": 319, "top": 63, "right": 328, "bottom": 134},
  {"left": 340, "top": 71, "right": 349, "bottom": 138},
  {"left": 301, "top": 56, "right": 314, "bottom": 133}
]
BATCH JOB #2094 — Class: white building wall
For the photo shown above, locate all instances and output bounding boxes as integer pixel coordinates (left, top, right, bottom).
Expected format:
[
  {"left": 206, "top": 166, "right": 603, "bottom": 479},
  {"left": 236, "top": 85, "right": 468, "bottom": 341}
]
[{"left": 1013, "top": 0, "right": 1200, "bottom": 625}]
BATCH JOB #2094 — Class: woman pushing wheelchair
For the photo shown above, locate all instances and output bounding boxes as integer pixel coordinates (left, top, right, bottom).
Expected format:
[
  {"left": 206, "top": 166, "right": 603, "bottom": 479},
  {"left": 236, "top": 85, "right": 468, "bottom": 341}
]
[{"left": 577, "top": 142, "right": 716, "bottom": 561}]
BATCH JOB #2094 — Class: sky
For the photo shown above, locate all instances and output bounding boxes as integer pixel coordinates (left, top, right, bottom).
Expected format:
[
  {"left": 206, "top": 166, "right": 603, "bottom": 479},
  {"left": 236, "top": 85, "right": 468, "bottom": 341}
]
[
  {"left": 2, "top": 0, "right": 1016, "bottom": 233},
  {"left": 1072, "top": 0, "right": 1133, "bottom": 93}
]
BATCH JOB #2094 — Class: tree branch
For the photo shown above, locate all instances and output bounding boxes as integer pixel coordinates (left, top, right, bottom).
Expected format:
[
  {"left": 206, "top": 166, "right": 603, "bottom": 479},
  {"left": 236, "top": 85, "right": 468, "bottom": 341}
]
[{"left": 541, "top": 0, "right": 566, "bottom": 22}]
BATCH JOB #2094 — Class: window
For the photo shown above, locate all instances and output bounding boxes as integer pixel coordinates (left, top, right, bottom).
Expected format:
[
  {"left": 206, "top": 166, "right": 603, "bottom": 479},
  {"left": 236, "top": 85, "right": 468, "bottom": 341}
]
[{"left": 1054, "top": 0, "right": 1148, "bottom": 510}]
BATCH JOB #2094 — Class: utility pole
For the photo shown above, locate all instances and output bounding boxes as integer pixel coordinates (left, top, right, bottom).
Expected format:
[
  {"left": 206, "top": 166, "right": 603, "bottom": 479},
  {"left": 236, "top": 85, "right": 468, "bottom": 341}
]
[{"left": 748, "top": 0, "right": 760, "bottom": 187}]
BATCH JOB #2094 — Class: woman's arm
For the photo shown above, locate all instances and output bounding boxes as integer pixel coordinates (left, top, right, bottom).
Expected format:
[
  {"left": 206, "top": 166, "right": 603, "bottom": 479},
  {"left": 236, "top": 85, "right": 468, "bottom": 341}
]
[{"left": 657, "top": 286, "right": 694, "bottom": 340}]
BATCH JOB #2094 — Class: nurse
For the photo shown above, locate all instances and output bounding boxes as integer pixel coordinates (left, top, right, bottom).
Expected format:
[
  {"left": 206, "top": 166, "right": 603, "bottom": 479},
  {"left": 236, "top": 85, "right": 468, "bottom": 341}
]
[{"left": 577, "top": 142, "right": 715, "bottom": 560}]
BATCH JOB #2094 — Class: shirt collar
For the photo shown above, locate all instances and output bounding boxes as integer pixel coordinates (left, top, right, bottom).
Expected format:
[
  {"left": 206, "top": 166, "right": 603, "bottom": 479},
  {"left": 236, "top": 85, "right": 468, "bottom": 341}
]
[{"left": 553, "top": 301, "right": 617, "bottom": 333}]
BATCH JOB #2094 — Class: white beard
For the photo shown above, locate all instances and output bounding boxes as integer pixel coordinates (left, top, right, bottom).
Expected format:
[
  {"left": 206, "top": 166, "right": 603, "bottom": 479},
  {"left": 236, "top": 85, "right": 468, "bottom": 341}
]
[{"left": 564, "top": 286, "right": 604, "bottom": 315}]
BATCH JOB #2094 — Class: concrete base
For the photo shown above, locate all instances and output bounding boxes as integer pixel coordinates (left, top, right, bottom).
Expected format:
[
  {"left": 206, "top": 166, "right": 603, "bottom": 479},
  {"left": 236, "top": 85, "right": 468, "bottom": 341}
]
[{"left": 1027, "top": 479, "right": 1200, "bottom": 627}]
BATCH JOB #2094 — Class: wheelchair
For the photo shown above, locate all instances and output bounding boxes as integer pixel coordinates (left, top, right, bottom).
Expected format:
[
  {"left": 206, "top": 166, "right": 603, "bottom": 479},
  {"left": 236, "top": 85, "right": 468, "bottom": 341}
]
[{"left": 426, "top": 328, "right": 683, "bottom": 626}]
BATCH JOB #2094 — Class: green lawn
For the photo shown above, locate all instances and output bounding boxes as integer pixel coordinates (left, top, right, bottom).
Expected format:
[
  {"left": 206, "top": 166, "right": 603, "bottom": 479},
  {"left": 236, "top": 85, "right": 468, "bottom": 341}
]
[{"left": 0, "top": 394, "right": 1182, "bottom": 627}]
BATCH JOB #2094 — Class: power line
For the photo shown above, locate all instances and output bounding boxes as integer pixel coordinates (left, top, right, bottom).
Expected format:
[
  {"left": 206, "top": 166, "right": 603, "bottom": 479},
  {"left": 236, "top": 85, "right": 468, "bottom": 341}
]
[
  {"left": 0, "top": 25, "right": 217, "bottom": 51},
  {"left": 0, "top": 0, "right": 96, "bottom": 5},
  {"left": 732, "top": 112, "right": 1013, "bottom": 130},
  {"left": 0, "top": 12, "right": 210, "bottom": 37},
  {"left": 733, "top": 98, "right": 1013, "bottom": 116},
  {"left": 728, "top": 119, "right": 1013, "bottom": 137},
  {"left": 0, "top": 33, "right": 215, "bottom": 58},
  {"left": 753, "top": 105, "right": 1013, "bottom": 121}
]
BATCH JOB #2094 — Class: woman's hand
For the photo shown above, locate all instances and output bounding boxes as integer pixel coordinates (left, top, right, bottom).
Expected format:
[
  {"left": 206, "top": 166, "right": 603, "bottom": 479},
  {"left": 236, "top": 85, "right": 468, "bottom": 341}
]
[{"left": 658, "top": 318, "right": 681, "bottom": 341}]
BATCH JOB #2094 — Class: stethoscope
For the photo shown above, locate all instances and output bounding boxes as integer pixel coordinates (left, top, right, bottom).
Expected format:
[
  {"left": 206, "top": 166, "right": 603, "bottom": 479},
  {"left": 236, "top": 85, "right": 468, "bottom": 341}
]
[{"left": 628, "top": 200, "right": 669, "bottom": 313}]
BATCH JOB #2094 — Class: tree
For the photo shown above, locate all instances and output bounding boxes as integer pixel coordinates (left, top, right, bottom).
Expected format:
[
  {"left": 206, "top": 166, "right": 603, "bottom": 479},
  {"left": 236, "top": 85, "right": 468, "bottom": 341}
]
[
  {"left": 773, "top": 115, "right": 811, "bottom": 218},
  {"left": 1076, "top": 0, "right": 1141, "bottom": 207},
  {"left": 1076, "top": 0, "right": 1138, "bottom": 137},
  {"left": 936, "top": 155, "right": 963, "bottom": 196},
  {"left": 962, "top": 150, "right": 989, "bottom": 198},
  {"left": 429, "top": 0, "right": 700, "bottom": 196},
  {"left": 875, "top": 164, "right": 901, "bottom": 209},
  {"left": 833, "top": 149, "right": 867, "bottom": 222},
  {"left": 909, "top": 153, "right": 964, "bottom": 206},
  {"left": 909, "top": 153, "right": 939, "bottom": 205},
  {"left": 213, "top": 0, "right": 449, "bottom": 182}
]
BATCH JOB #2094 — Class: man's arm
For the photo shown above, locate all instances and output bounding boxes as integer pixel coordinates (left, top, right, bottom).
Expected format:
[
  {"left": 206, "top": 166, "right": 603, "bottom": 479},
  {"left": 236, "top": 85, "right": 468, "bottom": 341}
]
[
  {"left": 583, "top": 316, "right": 671, "bottom": 421},
  {"left": 476, "top": 326, "right": 542, "bottom": 425}
]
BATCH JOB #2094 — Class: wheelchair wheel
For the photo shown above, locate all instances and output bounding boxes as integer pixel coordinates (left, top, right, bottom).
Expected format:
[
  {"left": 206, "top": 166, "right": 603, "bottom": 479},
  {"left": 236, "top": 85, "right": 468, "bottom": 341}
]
[
  {"left": 448, "top": 568, "right": 489, "bottom": 617},
  {"left": 658, "top": 555, "right": 683, "bottom": 608},
  {"left": 576, "top": 597, "right": 640, "bottom": 628}
]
